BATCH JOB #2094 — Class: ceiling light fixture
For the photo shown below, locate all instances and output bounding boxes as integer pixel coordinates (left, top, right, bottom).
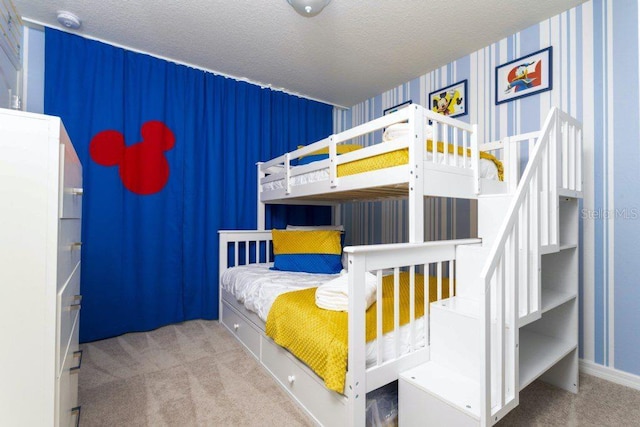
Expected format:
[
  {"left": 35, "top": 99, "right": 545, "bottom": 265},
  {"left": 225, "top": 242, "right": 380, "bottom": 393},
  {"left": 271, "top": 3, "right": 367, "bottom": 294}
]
[
  {"left": 57, "top": 11, "right": 82, "bottom": 30},
  {"left": 287, "top": 0, "right": 331, "bottom": 17}
]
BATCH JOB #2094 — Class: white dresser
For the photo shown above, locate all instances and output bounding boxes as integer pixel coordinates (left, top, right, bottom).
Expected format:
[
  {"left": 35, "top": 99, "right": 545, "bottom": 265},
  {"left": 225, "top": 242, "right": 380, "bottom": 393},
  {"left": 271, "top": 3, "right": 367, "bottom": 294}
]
[{"left": 0, "top": 108, "right": 83, "bottom": 426}]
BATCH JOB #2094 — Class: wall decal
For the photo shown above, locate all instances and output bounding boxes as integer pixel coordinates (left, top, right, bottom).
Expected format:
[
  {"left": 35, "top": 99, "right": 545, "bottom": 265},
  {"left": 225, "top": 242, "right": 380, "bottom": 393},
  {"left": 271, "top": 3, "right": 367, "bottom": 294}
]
[{"left": 90, "top": 121, "right": 175, "bottom": 195}]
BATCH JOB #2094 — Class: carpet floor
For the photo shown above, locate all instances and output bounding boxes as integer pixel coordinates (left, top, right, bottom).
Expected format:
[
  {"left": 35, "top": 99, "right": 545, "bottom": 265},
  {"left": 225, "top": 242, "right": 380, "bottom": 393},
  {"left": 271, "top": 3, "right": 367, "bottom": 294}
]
[{"left": 78, "top": 319, "right": 640, "bottom": 426}]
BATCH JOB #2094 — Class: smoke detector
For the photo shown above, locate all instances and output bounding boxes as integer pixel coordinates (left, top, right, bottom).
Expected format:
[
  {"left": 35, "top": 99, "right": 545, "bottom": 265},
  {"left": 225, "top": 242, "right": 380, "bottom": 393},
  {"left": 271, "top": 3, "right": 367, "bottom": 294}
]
[{"left": 57, "top": 11, "right": 81, "bottom": 30}]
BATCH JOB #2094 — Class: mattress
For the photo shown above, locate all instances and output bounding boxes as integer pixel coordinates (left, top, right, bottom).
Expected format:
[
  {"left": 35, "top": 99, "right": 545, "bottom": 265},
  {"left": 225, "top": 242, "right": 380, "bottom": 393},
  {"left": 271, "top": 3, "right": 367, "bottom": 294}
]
[
  {"left": 220, "top": 263, "right": 426, "bottom": 366},
  {"left": 262, "top": 149, "right": 501, "bottom": 193}
]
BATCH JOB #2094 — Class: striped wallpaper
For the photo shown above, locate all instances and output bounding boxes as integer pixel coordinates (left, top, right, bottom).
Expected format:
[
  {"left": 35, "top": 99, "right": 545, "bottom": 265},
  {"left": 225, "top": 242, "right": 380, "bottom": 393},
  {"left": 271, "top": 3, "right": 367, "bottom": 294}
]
[{"left": 334, "top": 0, "right": 640, "bottom": 378}]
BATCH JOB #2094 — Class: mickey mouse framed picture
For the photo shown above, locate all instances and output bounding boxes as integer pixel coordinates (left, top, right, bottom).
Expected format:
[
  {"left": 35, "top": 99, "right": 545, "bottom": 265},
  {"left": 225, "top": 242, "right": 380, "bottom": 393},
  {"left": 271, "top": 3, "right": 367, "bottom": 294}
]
[{"left": 428, "top": 80, "right": 467, "bottom": 118}]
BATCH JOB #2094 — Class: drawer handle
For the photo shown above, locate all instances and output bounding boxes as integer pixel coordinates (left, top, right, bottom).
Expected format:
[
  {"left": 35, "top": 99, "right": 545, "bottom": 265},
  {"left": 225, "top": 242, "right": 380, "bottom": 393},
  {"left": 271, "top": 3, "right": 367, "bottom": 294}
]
[
  {"left": 287, "top": 375, "right": 296, "bottom": 384},
  {"left": 71, "top": 242, "right": 83, "bottom": 250},
  {"left": 233, "top": 323, "right": 240, "bottom": 331},
  {"left": 71, "top": 406, "right": 81, "bottom": 427},
  {"left": 67, "top": 302, "right": 82, "bottom": 311},
  {"left": 70, "top": 350, "right": 83, "bottom": 373},
  {"left": 71, "top": 188, "right": 84, "bottom": 196}
]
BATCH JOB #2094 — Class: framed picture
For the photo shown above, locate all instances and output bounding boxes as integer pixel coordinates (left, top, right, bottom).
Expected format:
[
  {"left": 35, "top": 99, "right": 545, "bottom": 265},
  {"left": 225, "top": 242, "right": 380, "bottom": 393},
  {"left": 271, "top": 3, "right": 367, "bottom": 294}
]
[
  {"left": 383, "top": 100, "right": 412, "bottom": 115},
  {"left": 495, "top": 46, "right": 553, "bottom": 105},
  {"left": 428, "top": 80, "right": 467, "bottom": 118}
]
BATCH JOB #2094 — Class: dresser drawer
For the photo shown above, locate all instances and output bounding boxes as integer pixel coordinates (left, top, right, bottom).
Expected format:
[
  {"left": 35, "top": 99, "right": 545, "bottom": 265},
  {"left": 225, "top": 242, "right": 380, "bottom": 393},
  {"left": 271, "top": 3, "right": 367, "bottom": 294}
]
[
  {"left": 261, "top": 336, "right": 347, "bottom": 426},
  {"left": 58, "top": 263, "right": 81, "bottom": 372},
  {"left": 57, "top": 219, "right": 82, "bottom": 289},
  {"left": 221, "top": 302, "right": 261, "bottom": 359},
  {"left": 59, "top": 142, "right": 83, "bottom": 219},
  {"left": 58, "top": 316, "right": 80, "bottom": 426}
]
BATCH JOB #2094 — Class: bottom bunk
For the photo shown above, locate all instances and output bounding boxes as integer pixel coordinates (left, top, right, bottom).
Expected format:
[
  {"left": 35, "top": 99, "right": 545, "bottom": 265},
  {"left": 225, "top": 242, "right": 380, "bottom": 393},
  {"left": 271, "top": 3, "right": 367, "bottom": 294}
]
[
  {"left": 218, "top": 230, "right": 481, "bottom": 426},
  {"left": 221, "top": 292, "right": 349, "bottom": 426}
]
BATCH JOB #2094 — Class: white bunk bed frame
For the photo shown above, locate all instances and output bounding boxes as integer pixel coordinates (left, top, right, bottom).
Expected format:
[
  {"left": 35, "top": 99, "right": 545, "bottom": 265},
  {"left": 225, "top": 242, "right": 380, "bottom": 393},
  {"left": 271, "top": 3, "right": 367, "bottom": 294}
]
[
  {"left": 219, "top": 105, "right": 583, "bottom": 426},
  {"left": 257, "top": 104, "right": 507, "bottom": 242}
]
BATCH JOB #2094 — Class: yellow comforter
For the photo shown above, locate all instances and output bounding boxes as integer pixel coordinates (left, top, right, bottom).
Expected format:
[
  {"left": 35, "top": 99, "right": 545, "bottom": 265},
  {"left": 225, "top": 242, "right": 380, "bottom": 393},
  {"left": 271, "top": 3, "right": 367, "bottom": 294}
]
[
  {"left": 265, "top": 273, "right": 451, "bottom": 393},
  {"left": 337, "top": 141, "right": 504, "bottom": 181}
]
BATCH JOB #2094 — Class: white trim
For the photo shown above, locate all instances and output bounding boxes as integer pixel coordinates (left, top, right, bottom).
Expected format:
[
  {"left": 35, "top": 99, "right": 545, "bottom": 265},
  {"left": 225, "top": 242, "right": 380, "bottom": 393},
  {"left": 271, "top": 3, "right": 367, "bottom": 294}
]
[
  {"left": 499, "top": 38, "right": 508, "bottom": 145},
  {"left": 21, "top": 27, "right": 31, "bottom": 111},
  {"left": 539, "top": 19, "right": 551, "bottom": 128},
  {"left": 569, "top": 8, "right": 577, "bottom": 118},
  {"left": 22, "top": 18, "right": 347, "bottom": 109},
  {"left": 581, "top": 0, "right": 596, "bottom": 363},
  {"left": 561, "top": 11, "right": 569, "bottom": 113},
  {"left": 580, "top": 359, "right": 640, "bottom": 392},
  {"left": 605, "top": 0, "right": 615, "bottom": 368}
]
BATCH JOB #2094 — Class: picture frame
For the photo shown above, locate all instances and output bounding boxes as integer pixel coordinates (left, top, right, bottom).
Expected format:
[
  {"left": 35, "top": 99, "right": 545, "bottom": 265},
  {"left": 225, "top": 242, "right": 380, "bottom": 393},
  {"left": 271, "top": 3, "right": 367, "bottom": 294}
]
[
  {"left": 495, "top": 46, "right": 553, "bottom": 105},
  {"left": 428, "top": 80, "right": 467, "bottom": 118},
  {"left": 383, "top": 100, "right": 412, "bottom": 116}
]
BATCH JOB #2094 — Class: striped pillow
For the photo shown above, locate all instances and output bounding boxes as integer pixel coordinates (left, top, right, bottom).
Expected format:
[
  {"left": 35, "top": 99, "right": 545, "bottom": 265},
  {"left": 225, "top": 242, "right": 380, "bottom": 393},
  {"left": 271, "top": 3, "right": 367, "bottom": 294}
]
[
  {"left": 297, "top": 144, "right": 362, "bottom": 165},
  {"left": 271, "top": 229, "right": 343, "bottom": 274}
]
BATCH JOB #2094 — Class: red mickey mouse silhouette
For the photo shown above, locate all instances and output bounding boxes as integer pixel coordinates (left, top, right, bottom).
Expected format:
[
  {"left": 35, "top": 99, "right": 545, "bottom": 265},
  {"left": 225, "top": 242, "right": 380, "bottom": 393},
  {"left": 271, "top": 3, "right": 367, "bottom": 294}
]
[{"left": 90, "top": 121, "right": 175, "bottom": 195}]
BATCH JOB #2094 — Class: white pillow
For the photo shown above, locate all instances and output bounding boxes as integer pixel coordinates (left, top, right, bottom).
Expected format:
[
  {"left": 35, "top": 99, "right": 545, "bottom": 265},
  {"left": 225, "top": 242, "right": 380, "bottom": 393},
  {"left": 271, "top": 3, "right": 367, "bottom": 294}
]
[{"left": 383, "top": 123, "right": 433, "bottom": 141}]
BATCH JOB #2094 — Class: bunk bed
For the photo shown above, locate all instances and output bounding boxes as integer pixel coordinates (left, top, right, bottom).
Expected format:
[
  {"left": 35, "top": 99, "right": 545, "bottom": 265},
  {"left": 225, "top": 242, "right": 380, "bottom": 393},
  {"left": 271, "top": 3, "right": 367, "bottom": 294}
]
[
  {"left": 218, "top": 104, "right": 583, "bottom": 426},
  {"left": 256, "top": 104, "right": 508, "bottom": 244}
]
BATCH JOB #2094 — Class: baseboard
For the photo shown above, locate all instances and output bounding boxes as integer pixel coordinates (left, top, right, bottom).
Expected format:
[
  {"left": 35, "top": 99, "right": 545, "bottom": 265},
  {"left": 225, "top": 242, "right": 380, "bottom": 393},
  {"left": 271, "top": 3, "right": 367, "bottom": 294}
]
[{"left": 579, "top": 359, "right": 640, "bottom": 391}]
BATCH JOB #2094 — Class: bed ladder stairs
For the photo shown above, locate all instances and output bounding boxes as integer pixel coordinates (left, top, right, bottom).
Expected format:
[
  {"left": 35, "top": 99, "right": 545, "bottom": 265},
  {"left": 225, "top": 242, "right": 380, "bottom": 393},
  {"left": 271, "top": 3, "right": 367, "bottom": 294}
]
[{"left": 398, "top": 108, "right": 582, "bottom": 426}]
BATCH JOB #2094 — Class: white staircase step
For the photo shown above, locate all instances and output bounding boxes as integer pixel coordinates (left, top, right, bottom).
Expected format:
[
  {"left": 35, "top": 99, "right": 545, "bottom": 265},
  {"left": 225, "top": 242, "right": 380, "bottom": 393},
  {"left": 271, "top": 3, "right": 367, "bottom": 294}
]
[
  {"left": 430, "top": 295, "right": 482, "bottom": 382},
  {"left": 455, "top": 245, "right": 488, "bottom": 297},
  {"left": 478, "top": 194, "right": 513, "bottom": 248},
  {"left": 432, "top": 294, "right": 481, "bottom": 318},
  {"left": 399, "top": 361, "right": 480, "bottom": 426}
]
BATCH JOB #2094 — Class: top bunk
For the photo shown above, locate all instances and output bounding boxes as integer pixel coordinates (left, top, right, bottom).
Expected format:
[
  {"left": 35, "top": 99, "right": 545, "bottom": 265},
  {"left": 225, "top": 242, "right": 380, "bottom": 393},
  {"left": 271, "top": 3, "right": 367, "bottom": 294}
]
[{"left": 258, "top": 104, "right": 508, "bottom": 206}]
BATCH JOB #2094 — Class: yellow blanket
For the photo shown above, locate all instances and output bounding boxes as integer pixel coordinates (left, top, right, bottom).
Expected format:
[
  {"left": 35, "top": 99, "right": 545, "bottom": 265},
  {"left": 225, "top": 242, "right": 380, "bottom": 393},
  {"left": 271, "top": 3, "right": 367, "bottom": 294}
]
[
  {"left": 265, "top": 273, "right": 451, "bottom": 393},
  {"left": 337, "top": 141, "right": 504, "bottom": 181}
]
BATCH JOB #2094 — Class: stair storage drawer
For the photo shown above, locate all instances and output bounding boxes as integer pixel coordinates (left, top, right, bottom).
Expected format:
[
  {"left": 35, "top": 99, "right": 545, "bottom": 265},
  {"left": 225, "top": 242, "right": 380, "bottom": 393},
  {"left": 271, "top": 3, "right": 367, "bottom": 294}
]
[
  {"left": 399, "top": 363, "right": 480, "bottom": 427},
  {"left": 221, "top": 302, "right": 260, "bottom": 358},
  {"left": 261, "top": 336, "right": 346, "bottom": 427}
]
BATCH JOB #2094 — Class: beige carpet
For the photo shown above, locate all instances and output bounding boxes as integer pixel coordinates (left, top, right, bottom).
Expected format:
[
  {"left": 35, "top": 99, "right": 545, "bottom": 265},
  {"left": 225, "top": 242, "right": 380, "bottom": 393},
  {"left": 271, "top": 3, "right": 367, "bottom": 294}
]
[
  {"left": 79, "top": 320, "right": 640, "bottom": 426},
  {"left": 78, "top": 320, "right": 313, "bottom": 426}
]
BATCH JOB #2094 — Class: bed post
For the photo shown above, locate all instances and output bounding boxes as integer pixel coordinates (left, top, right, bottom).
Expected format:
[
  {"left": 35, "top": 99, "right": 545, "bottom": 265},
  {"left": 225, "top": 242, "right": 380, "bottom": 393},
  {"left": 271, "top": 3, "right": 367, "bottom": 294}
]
[
  {"left": 472, "top": 124, "right": 480, "bottom": 195},
  {"left": 346, "top": 250, "right": 367, "bottom": 426},
  {"left": 257, "top": 162, "right": 265, "bottom": 230},
  {"left": 332, "top": 204, "right": 342, "bottom": 227},
  {"left": 408, "top": 105, "right": 425, "bottom": 243}
]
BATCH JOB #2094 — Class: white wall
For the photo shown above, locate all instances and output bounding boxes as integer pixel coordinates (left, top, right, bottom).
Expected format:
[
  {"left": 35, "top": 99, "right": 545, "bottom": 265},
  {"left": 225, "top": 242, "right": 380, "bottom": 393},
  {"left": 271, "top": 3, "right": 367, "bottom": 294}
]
[
  {"left": 0, "top": 39, "right": 18, "bottom": 108},
  {"left": 22, "top": 26, "right": 44, "bottom": 113}
]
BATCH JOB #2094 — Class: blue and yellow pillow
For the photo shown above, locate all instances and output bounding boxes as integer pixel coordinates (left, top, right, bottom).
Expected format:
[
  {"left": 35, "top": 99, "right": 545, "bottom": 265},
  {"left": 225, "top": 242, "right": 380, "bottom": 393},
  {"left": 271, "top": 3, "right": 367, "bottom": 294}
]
[
  {"left": 271, "top": 229, "right": 343, "bottom": 274},
  {"left": 297, "top": 144, "right": 362, "bottom": 165}
]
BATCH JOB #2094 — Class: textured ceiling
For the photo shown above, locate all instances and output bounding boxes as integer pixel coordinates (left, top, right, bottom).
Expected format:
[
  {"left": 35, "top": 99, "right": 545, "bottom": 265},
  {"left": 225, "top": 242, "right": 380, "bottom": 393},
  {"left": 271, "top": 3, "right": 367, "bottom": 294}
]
[{"left": 15, "top": 0, "right": 585, "bottom": 107}]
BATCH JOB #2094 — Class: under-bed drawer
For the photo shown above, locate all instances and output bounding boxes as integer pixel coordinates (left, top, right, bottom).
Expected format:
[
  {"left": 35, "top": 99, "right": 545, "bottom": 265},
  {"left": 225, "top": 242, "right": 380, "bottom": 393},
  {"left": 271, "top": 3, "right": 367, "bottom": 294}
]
[
  {"left": 221, "top": 302, "right": 261, "bottom": 359},
  {"left": 261, "top": 336, "right": 347, "bottom": 426}
]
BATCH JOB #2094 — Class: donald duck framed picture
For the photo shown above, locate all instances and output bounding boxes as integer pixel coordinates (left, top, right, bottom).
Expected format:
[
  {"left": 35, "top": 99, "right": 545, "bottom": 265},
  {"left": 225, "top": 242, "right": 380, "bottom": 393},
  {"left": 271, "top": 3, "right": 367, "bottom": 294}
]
[{"left": 495, "top": 46, "right": 553, "bottom": 105}]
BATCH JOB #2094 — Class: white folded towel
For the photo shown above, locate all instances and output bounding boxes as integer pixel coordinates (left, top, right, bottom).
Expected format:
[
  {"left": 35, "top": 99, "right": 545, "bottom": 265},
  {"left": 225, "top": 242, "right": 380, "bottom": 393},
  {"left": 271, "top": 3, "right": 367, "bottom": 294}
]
[
  {"left": 383, "top": 123, "right": 433, "bottom": 142},
  {"left": 315, "top": 271, "right": 378, "bottom": 312}
]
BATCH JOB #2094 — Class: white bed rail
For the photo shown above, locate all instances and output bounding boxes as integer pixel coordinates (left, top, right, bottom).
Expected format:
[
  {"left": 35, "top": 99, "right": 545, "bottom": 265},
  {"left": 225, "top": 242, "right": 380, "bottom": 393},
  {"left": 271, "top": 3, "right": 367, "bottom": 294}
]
[
  {"left": 258, "top": 104, "right": 481, "bottom": 201},
  {"left": 344, "top": 238, "right": 481, "bottom": 426},
  {"left": 218, "top": 230, "right": 273, "bottom": 271},
  {"left": 478, "top": 108, "right": 583, "bottom": 425}
]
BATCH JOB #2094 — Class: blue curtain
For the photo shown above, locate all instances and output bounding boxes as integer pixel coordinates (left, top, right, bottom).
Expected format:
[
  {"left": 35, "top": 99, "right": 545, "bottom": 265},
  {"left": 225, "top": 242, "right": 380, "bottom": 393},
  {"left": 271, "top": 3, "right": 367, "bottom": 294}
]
[{"left": 44, "top": 29, "right": 332, "bottom": 342}]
